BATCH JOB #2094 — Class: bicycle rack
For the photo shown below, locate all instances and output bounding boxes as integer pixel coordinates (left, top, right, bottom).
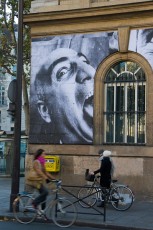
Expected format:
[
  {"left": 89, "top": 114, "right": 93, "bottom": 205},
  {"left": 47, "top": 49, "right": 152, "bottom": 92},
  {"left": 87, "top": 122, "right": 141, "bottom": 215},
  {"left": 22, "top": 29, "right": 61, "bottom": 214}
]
[{"left": 61, "top": 185, "right": 107, "bottom": 222}]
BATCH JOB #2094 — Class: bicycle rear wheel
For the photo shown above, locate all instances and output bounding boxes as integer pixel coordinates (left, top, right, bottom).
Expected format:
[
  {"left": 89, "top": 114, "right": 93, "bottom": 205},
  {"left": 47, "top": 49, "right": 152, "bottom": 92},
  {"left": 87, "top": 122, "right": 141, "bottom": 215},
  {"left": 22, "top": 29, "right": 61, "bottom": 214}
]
[
  {"left": 78, "top": 185, "right": 97, "bottom": 208},
  {"left": 51, "top": 198, "right": 77, "bottom": 228},
  {"left": 110, "top": 185, "right": 134, "bottom": 211},
  {"left": 13, "top": 195, "right": 37, "bottom": 224}
]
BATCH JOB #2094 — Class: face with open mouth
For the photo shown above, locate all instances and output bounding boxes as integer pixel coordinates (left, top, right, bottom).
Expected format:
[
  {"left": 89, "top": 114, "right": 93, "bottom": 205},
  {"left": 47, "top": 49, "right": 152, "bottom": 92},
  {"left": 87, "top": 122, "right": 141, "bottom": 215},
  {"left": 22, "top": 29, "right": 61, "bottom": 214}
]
[{"left": 37, "top": 48, "right": 96, "bottom": 144}]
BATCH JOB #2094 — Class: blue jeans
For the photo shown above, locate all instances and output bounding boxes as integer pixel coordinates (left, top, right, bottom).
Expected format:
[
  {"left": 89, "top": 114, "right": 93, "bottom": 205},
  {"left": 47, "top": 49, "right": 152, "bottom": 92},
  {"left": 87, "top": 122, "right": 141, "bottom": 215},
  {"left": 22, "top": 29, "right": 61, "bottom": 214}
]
[{"left": 33, "top": 184, "right": 48, "bottom": 209}]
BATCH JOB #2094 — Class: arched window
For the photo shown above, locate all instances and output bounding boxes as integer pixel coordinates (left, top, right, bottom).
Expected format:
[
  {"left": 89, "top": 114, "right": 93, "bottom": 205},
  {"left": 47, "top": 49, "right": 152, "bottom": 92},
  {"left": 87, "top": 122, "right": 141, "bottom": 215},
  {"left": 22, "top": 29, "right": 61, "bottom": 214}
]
[
  {"left": 94, "top": 52, "right": 153, "bottom": 146},
  {"left": 104, "top": 61, "right": 146, "bottom": 144}
]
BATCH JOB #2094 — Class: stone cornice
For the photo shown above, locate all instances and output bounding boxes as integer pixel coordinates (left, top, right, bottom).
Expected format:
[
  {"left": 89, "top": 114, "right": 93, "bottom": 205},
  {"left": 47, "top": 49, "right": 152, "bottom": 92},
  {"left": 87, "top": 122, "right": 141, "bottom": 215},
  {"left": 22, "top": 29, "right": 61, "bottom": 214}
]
[{"left": 23, "top": 1, "right": 153, "bottom": 24}]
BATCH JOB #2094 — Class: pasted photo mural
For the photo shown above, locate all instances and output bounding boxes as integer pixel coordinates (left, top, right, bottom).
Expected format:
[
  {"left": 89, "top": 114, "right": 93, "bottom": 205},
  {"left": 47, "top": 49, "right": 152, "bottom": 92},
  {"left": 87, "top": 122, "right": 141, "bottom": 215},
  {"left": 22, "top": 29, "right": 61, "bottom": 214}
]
[
  {"left": 29, "top": 32, "right": 118, "bottom": 144},
  {"left": 29, "top": 29, "right": 153, "bottom": 144},
  {"left": 128, "top": 29, "right": 153, "bottom": 68}
]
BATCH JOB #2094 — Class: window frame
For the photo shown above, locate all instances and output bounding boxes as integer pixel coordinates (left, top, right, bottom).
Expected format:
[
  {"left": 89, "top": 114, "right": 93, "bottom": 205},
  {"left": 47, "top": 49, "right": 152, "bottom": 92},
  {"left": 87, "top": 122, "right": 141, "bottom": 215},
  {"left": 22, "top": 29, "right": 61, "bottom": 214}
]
[
  {"left": 94, "top": 52, "right": 153, "bottom": 146},
  {"left": 104, "top": 62, "right": 146, "bottom": 144}
]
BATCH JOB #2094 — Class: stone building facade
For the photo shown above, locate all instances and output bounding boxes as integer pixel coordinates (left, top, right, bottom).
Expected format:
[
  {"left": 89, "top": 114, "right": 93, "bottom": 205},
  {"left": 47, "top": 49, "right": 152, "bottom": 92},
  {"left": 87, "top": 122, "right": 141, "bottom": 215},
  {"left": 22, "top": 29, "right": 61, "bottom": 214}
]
[{"left": 24, "top": 0, "right": 153, "bottom": 198}]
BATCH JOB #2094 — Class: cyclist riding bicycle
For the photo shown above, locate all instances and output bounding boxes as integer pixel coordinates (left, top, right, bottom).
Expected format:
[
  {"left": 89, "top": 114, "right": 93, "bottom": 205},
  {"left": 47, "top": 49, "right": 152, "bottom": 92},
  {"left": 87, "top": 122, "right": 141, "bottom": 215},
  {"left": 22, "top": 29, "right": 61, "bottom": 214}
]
[{"left": 27, "top": 149, "right": 57, "bottom": 210}]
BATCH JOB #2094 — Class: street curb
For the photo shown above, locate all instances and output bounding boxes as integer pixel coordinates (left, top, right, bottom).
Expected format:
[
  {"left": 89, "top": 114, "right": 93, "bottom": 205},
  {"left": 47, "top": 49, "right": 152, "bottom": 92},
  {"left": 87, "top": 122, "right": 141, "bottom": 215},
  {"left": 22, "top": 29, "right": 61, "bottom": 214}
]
[
  {"left": 74, "top": 220, "right": 151, "bottom": 230},
  {"left": 0, "top": 214, "right": 150, "bottom": 230}
]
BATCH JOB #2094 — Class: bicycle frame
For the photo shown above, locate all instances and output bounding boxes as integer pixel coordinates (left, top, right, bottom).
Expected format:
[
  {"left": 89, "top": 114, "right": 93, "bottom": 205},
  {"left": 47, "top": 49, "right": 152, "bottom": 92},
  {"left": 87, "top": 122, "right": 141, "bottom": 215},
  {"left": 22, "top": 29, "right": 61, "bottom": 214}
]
[
  {"left": 13, "top": 180, "right": 77, "bottom": 227},
  {"left": 87, "top": 176, "right": 109, "bottom": 201},
  {"left": 32, "top": 182, "right": 61, "bottom": 213},
  {"left": 85, "top": 175, "right": 134, "bottom": 204}
]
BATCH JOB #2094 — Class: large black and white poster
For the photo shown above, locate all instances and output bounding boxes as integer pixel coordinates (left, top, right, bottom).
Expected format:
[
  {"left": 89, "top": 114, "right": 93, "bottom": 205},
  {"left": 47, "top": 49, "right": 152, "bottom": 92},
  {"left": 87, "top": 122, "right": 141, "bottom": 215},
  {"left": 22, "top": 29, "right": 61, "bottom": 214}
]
[{"left": 29, "top": 29, "right": 153, "bottom": 144}]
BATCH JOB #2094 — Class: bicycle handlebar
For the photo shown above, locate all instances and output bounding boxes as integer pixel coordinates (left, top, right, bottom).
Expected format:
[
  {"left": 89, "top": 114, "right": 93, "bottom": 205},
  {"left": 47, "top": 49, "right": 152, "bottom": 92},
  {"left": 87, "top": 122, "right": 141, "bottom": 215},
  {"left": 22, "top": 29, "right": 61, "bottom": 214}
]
[{"left": 48, "top": 179, "right": 62, "bottom": 188}]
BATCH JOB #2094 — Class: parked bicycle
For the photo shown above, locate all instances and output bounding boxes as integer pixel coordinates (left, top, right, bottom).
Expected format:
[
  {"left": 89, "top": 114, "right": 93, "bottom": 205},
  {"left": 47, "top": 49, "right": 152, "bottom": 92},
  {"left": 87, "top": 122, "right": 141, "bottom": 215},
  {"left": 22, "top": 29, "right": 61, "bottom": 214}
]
[
  {"left": 78, "top": 173, "right": 134, "bottom": 211},
  {"left": 13, "top": 180, "right": 77, "bottom": 227}
]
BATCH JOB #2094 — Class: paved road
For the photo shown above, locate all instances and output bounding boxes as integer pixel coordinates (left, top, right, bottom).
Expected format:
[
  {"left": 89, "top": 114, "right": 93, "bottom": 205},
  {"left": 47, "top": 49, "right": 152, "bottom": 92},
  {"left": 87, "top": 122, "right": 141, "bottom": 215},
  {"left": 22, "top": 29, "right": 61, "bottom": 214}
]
[
  {"left": 0, "top": 220, "right": 113, "bottom": 230},
  {"left": 1, "top": 177, "right": 153, "bottom": 230}
]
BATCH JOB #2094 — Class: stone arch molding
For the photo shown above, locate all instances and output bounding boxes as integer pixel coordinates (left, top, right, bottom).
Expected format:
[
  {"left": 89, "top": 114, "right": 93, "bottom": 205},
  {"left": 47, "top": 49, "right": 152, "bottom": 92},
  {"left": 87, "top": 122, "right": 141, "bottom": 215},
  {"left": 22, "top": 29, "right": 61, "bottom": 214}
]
[{"left": 94, "top": 51, "right": 153, "bottom": 145}]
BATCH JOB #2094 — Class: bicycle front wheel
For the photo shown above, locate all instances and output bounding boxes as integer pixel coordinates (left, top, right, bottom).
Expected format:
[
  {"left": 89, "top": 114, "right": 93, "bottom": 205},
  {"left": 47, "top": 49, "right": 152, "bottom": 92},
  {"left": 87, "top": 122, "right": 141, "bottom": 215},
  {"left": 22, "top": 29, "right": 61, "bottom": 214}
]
[
  {"left": 13, "top": 195, "right": 37, "bottom": 224},
  {"left": 51, "top": 198, "right": 77, "bottom": 228},
  {"left": 110, "top": 185, "right": 134, "bottom": 211},
  {"left": 78, "top": 185, "right": 97, "bottom": 208}
]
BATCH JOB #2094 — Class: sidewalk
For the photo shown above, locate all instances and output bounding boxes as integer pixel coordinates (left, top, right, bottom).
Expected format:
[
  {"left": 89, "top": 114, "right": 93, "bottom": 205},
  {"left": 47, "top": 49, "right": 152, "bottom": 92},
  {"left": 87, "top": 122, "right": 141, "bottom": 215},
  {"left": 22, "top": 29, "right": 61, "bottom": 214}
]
[{"left": 0, "top": 177, "right": 153, "bottom": 230}]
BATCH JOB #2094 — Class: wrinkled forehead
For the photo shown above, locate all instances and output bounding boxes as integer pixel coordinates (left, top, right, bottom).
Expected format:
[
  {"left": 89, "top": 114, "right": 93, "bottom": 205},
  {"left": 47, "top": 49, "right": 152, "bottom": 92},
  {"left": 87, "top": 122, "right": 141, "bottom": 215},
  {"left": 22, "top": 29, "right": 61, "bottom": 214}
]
[{"left": 44, "top": 48, "right": 78, "bottom": 68}]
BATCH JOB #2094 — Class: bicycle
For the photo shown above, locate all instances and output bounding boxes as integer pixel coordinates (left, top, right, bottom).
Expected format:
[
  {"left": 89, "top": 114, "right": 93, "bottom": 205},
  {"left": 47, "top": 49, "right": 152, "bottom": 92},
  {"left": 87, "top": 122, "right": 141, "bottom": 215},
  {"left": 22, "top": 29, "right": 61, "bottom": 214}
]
[
  {"left": 78, "top": 173, "right": 134, "bottom": 211},
  {"left": 13, "top": 180, "right": 77, "bottom": 227}
]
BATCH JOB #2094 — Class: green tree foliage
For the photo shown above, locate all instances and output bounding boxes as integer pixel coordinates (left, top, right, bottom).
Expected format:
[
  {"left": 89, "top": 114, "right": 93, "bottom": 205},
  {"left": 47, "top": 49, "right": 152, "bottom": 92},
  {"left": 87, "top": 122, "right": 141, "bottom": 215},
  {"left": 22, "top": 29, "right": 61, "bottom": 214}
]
[
  {"left": 0, "top": 0, "right": 31, "bottom": 81},
  {"left": 0, "top": 0, "right": 31, "bottom": 134}
]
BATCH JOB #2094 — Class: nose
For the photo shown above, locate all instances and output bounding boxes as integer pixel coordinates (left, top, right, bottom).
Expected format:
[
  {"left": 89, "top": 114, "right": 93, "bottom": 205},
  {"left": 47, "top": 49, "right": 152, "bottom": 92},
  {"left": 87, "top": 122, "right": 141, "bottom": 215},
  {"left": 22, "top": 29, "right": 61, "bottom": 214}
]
[{"left": 76, "top": 64, "right": 95, "bottom": 84}]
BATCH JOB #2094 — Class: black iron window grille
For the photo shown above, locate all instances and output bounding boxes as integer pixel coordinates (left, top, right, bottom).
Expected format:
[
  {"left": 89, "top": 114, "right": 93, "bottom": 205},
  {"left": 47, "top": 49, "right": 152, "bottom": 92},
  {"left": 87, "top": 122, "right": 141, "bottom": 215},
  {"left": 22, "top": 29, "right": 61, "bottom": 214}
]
[{"left": 104, "top": 61, "right": 146, "bottom": 144}]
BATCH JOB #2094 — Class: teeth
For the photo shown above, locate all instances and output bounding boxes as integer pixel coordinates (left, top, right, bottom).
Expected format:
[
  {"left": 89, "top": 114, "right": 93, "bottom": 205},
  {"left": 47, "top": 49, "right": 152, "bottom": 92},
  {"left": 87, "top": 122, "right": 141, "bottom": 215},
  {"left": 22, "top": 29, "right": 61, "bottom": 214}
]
[
  {"left": 83, "top": 91, "right": 93, "bottom": 120},
  {"left": 85, "top": 92, "right": 93, "bottom": 100}
]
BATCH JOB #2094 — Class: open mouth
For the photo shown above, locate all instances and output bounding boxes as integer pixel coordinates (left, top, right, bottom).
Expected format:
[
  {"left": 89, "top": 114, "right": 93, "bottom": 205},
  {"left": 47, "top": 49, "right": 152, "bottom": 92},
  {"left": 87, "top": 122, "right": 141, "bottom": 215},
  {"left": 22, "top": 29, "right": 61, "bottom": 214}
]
[{"left": 83, "top": 95, "right": 93, "bottom": 127}]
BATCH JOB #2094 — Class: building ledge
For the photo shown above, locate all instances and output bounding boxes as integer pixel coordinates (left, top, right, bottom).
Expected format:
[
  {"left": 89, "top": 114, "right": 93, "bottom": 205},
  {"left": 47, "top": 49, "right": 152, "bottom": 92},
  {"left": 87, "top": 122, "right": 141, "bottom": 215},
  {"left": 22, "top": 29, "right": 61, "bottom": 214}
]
[
  {"left": 30, "top": 0, "right": 153, "bottom": 13},
  {"left": 24, "top": 1, "right": 153, "bottom": 25}
]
